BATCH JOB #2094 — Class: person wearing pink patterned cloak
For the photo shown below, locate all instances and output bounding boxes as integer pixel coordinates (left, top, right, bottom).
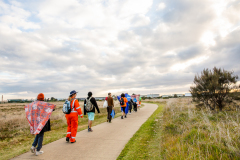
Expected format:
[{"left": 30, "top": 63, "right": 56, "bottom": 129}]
[{"left": 25, "top": 93, "right": 56, "bottom": 156}]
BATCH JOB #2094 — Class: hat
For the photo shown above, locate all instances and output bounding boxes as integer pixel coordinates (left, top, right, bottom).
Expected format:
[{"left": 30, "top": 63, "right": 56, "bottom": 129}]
[
  {"left": 37, "top": 93, "right": 44, "bottom": 101},
  {"left": 70, "top": 90, "right": 78, "bottom": 96}
]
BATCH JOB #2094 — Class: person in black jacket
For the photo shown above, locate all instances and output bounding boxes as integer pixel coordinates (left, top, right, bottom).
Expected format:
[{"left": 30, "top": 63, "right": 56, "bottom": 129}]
[
  {"left": 84, "top": 92, "right": 100, "bottom": 132},
  {"left": 128, "top": 99, "right": 133, "bottom": 114}
]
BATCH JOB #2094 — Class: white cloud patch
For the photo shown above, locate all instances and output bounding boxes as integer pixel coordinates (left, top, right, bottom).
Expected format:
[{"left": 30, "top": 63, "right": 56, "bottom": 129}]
[{"left": 157, "top": 2, "right": 166, "bottom": 10}]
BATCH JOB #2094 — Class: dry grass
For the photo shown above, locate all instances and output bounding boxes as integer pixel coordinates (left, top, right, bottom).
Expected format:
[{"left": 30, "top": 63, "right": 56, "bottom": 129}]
[
  {"left": 0, "top": 100, "right": 121, "bottom": 160},
  {"left": 160, "top": 98, "right": 240, "bottom": 159},
  {"left": 119, "top": 98, "right": 240, "bottom": 160}
]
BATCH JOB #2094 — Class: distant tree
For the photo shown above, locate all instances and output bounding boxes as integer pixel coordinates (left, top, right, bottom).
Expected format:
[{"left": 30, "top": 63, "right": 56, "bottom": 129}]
[
  {"left": 50, "top": 97, "right": 57, "bottom": 101},
  {"left": 132, "top": 93, "right": 136, "bottom": 95},
  {"left": 174, "top": 94, "right": 178, "bottom": 98},
  {"left": 190, "top": 67, "right": 239, "bottom": 111}
]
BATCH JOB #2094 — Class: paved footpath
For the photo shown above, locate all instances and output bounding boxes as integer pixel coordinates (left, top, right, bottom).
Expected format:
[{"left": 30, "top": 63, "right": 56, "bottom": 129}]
[{"left": 12, "top": 103, "right": 158, "bottom": 160}]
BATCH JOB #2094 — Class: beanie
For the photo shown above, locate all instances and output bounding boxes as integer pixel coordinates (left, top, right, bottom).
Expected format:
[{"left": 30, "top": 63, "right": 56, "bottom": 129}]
[{"left": 37, "top": 93, "right": 44, "bottom": 101}]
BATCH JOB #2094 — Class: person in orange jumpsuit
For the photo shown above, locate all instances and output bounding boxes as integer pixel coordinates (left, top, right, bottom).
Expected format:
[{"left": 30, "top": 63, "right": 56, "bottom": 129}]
[{"left": 65, "top": 90, "right": 83, "bottom": 143}]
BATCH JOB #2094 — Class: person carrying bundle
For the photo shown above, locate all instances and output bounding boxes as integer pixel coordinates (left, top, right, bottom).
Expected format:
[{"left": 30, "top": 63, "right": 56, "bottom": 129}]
[{"left": 25, "top": 93, "right": 56, "bottom": 156}]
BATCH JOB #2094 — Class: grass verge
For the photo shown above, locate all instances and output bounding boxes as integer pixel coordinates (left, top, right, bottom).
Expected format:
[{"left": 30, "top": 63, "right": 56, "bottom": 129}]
[
  {"left": 117, "top": 101, "right": 165, "bottom": 160},
  {"left": 0, "top": 107, "right": 122, "bottom": 160},
  {"left": 118, "top": 99, "right": 240, "bottom": 160}
]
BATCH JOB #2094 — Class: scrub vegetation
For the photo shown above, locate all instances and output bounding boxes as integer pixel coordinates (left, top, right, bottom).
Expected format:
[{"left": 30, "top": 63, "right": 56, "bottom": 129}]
[
  {"left": 0, "top": 101, "right": 121, "bottom": 160},
  {"left": 118, "top": 98, "right": 240, "bottom": 160}
]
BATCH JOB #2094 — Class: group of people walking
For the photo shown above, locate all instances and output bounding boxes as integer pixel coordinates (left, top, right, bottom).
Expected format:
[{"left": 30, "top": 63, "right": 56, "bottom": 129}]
[{"left": 24, "top": 90, "right": 141, "bottom": 156}]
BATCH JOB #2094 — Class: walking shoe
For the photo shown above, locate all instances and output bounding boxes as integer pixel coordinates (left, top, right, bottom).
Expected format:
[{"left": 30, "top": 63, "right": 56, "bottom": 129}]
[
  {"left": 71, "top": 140, "right": 76, "bottom": 143},
  {"left": 66, "top": 137, "right": 69, "bottom": 142},
  {"left": 30, "top": 146, "right": 35, "bottom": 153},
  {"left": 107, "top": 119, "right": 109, "bottom": 122},
  {"left": 129, "top": 112, "right": 131, "bottom": 115},
  {"left": 121, "top": 116, "right": 123, "bottom": 119},
  {"left": 125, "top": 115, "right": 127, "bottom": 118},
  {"left": 35, "top": 151, "right": 44, "bottom": 156},
  {"left": 88, "top": 128, "right": 93, "bottom": 132}
]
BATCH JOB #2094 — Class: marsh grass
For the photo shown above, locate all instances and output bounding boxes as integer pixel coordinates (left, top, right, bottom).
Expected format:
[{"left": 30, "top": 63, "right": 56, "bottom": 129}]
[
  {"left": 0, "top": 101, "right": 121, "bottom": 160},
  {"left": 118, "top": 98, "right": 240, "bottom": 160},
  {"left": 160, "top": 98, "right": 240, "bottom": 159}
]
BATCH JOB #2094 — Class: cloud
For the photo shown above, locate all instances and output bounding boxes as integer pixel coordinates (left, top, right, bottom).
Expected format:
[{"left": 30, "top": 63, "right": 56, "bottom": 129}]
[{"left": 0, "top": 0, "right": 239, "bottom": 99}]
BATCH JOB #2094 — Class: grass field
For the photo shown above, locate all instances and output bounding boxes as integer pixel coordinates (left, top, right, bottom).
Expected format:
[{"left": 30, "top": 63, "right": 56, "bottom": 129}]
[
  {"left": 118, "top": 98, "right": 240, "bottom": 160},
  {"left": 0, "top": 100, "right": 121, "bottom": 160}
]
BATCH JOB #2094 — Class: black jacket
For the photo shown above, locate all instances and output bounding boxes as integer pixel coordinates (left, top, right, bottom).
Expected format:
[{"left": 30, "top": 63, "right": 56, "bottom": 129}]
[
  {"left": 128, "top": 101, "right": 132, "bottom": 110},
  {"left": 40, "top": 119, "right": 51, "bottom": 133},
  {"left": 84, "top": 97, "right": 100, "bottom": 115}
]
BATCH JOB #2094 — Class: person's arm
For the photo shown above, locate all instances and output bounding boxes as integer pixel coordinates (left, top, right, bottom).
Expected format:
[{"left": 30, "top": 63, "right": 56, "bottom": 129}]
[
  {"left": 125, "top": 98, "right": 128, "bottom": 104},
  {"left": 112, "top": 98, "right": 114, "bottom": 107},
  {"left": 84, "top": 99, "right": 86, "bottom": 115},
  {"left": 75, "top": 100, "right": 83, "bottom": 118},
  {"left": 92, "top": 98, "right": 100, "bottom": 113}
]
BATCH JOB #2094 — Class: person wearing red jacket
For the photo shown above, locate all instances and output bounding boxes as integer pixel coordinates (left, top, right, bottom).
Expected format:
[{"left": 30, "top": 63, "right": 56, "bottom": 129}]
[{"left": 65, "top": 90, "right": 83, "bottom": 143}]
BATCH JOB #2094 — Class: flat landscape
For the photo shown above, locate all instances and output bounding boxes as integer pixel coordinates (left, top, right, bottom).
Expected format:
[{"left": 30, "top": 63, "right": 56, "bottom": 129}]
[
  {"left": 0, "top": 100, "right": 121, "bottom": 160},
  {"left": 1, "top": 98, "right": 240, "bottom": 160}
]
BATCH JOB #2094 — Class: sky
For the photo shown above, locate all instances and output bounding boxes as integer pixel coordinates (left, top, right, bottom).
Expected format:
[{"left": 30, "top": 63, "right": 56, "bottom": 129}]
[{"left": 0, "top": 0, "right": 240, "bottom": 99}]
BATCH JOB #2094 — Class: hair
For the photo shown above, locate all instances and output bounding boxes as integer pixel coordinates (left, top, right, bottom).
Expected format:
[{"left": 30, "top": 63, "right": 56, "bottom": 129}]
[
  {"left": 68, "top": 93, "right": 76, "bottom": 101},
  {"left": 88, "top": 92, "right": 92, "bottom": 97},
  {"left": 121, "top": 93, "right": 125, "bottom": 97},
  {"left": 108, "top": 92, "right": 111, "bottom": 96}
]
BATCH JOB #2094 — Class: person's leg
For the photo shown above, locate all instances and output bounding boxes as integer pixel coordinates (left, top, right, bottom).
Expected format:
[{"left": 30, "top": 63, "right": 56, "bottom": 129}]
[
  {"left": 121, "top": 107, "right": 124, "bottom": 119},
  {"left": 70, "top": 115, "right": 78, "bottom": 143},
  {"left": 36, "top": 132, "right": 44, "bottom": 151},
  {"left": 109, "top": 106, "right": 112, "bottom": 122},
  {"left": 90, "top": 113, "right": 95, "bottom": 131},
  {"left": 32, "top": 134, "right": 39, "bottom": 148},
  {"left": 107, "top": 106, "right": 110, "bottom": 122},
  {"left": 90, "top": 119, "right": 93, "bottom": 128},
  {"left": 66, "top": 116, "right": 71, "bottom": 141},
  {"left": 124, "top": 109, "right": 127, "bottom": 118},
  {"left": 88, "top": 119, "right": 91, "bottom": 128}
]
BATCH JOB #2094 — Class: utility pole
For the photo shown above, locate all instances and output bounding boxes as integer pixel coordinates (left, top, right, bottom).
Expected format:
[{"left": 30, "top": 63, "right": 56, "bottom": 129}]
[{"left": 2, "top": 95, "right": 3, "bottom": 103}]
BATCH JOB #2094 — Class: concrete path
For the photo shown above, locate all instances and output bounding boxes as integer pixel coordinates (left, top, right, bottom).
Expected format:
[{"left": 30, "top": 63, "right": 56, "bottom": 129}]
[{"left": 12, "top": 103, "right": 158, "bottom": 160}]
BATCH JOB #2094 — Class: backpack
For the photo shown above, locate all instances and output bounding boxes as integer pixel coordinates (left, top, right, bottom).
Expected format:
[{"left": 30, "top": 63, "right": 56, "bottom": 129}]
[
  {"left": 62, "top": 99, "right": 76, "bottom": 114},
  {"left": 85, "top": 97, "right": 94, "bottom": 111},
  {"left": 120, "top": 98, "right": 125, "bottom": 106}
]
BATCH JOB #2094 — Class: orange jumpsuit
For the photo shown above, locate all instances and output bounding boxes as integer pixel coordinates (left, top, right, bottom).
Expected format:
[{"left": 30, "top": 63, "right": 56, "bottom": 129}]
[{"left": 65, "top": 99, "right": 83, "bottom": 143}]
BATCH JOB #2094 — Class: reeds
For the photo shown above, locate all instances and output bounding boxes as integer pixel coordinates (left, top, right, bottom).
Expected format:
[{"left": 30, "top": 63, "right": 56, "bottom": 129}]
[{"left": 160, "top": 98, "right": 240, "bottom": 159}]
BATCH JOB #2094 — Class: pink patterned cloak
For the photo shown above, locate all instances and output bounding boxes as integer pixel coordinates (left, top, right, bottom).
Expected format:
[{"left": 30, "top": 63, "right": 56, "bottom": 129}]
[{"left": 25, "top": 101, "right": 56, "bottom": 135}]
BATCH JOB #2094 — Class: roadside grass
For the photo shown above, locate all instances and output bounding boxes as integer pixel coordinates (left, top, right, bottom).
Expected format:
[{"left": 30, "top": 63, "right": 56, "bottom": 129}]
[
  {"left": 0, "top": 106, "right": 122, "bottom": 160},
  {"left": 118, "top": 98, "right": 240, "bottom": 160},
  {"left": 117, "top": 102, "right": 165, "bottom": 160}
]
